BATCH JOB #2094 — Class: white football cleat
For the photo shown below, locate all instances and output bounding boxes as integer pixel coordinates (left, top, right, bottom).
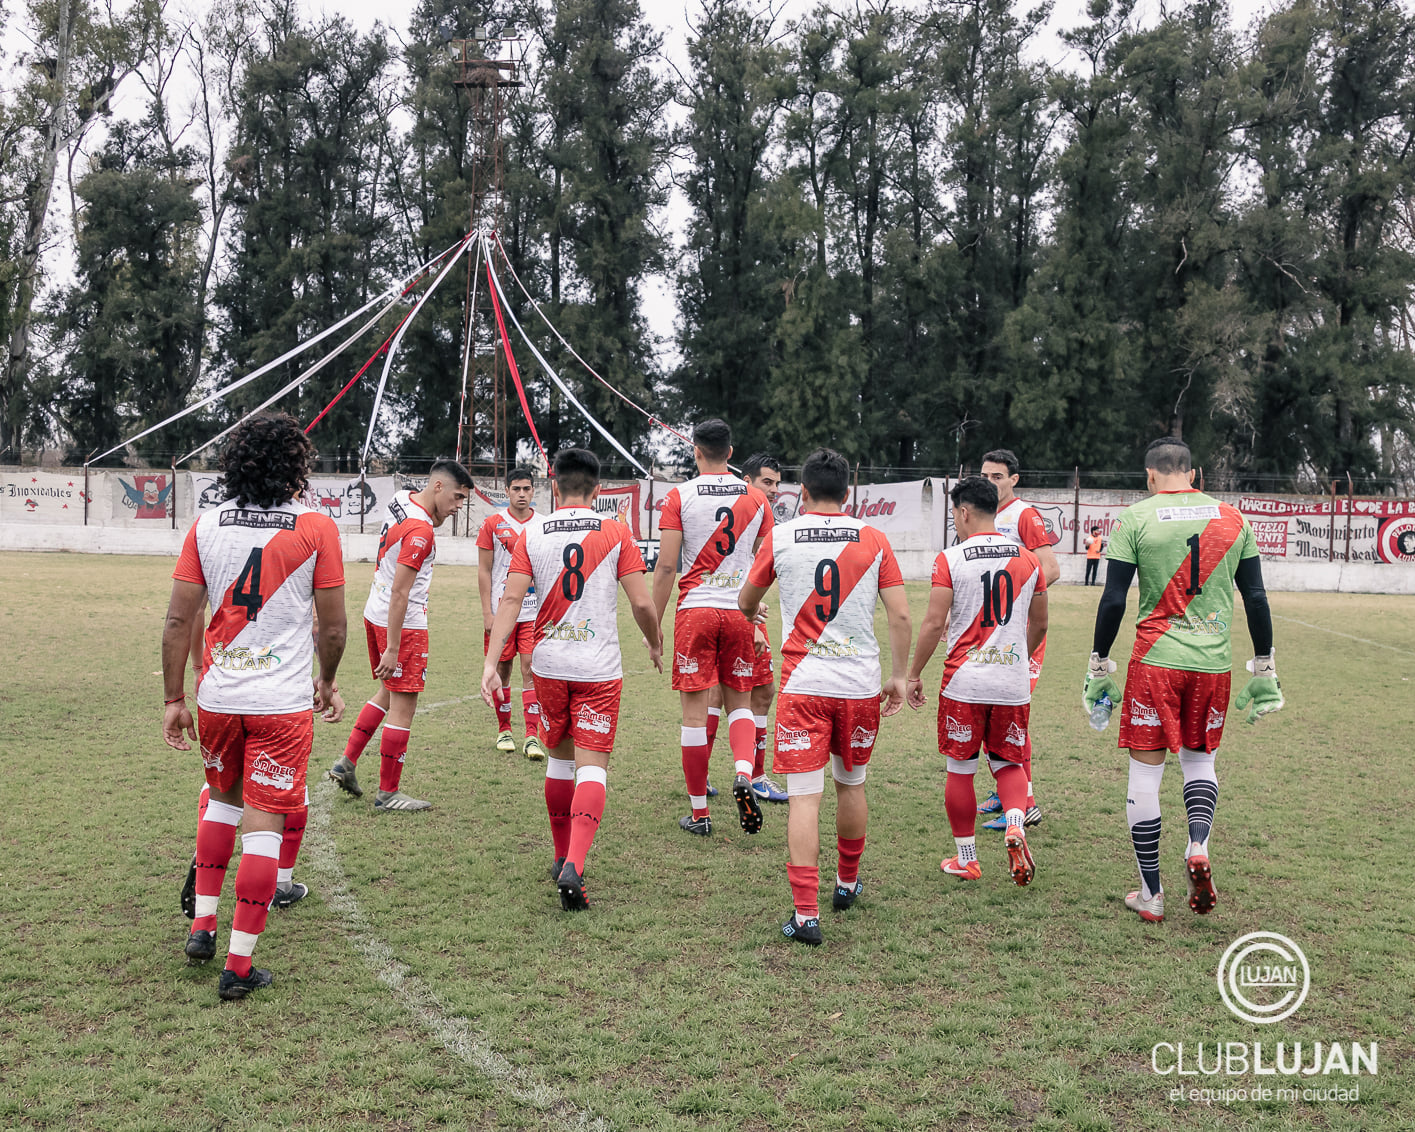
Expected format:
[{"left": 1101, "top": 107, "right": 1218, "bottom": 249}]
[{"left": 1124, "top": 889, "right": 1164, "bottom": 923}]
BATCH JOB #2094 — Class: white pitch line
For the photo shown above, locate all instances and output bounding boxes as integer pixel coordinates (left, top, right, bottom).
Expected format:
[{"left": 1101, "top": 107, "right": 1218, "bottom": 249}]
[
  {"left": 303, "top": 778, "right": 608, "bottom": 1132},
  {"left": 1272, "top": 613, "right": 1415, "bottom": 658},
  {"left": 415, "top": 693, "right": 482, "bottom": 715}
]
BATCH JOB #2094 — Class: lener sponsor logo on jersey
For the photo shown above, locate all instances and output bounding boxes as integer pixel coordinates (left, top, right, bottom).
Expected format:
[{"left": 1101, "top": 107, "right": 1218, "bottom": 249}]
[
  {"left": 219, "top": 509, "right": 297, "bottom": 530},
  {"left": 732, "top": 657, "right": 755, "bottom": 678},
  {"left": 804, "top": 636, "right": 861, "bottom": 658},
  {"left": 794, "top": 527, "right": 860, "bottom": 543},
  {"left": 1157, "top": 504, "right": 1222, "bottom": 522},
  {"left": 200, "top": 745, "right": 224, "bottom": 773},
  {"left": 544, "top": 618, "right": 596, "bottom": 642},
  {"left": 697, "top": 483, "right": 747, "bottom": 496},
  {"left": 249, "top": 752, "right": 295, "bottom": 792},
  {"left": 849, "top": 725, "right": 877, "bottom": 750},
  {"left": 962, "top": 543, "right": 1020, "bottom": 561},
  {"left": 543, "top": 517, "right": 602, "bottom": 534},
  {"left": 675, "top": 652, "right": 699, "bottom": 675},
  {"left": 1167, "top": 611, "right": 1228, "bottom": 636},
  {"left": 1004, "top": 721, "right": 1028, "bottom": 747},
  {"left": 966, "top": 643, "right": 1022, "bottom": 666},
  {"left": 700, "top": 568, "right": 744, "bottom": 589},
  {"left": 1207, "top": 707, "right": 1226, "bottom": 731},
  {"left": 1130, "top": 700, "right": 1162, "bottom": 728},
  {"left": 946, "top": 716, "right": 973, "bottom": 743},
  {"left": 777, "top": 724, "right": 811, "bottom": 751},
  {"left": 209, "top": 642, "right": 282, "bottom": 671},
  {"left": 576, "top": 705, "right": 613, "bottom": 735}
]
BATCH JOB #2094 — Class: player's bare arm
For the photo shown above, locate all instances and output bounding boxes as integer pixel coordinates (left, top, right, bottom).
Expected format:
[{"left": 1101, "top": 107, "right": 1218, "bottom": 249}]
[
  {"left": 737, "top": 577, "right": 769, "bottom": 624},
  {"left": 651, "top": 527, "right": 684, "bottom": 626},
  {"left": 377, "top": 562, "right": 419, "bottom": 681},
  {"left": 478, "top": 545, "right": 496, "bottom": 625},
  {"left": 1026, "top": 590, "right": 1049, "bottom": 659},
  {"left": 880, "top": 584, "right": 912, "bottom": 718},
  {"left": 906, "top": 584, "right": 954, "bottom": 710},
  {"left": 161, "top": 580, "right": 207, "bottom": 750},
  {"left": 622, "top": 571, "right": 664, "bottom": 673},
  {"left": 188, "top": 610, "right": 205, "bottom": 679},
  {"left": 1035, "top": 543, "right": 1061, "bottom": 588},
  {"left": 481, "top": 570, "right": 531, "bottom": 704},
  {"left": 312, "top": 584, "right": 348, "bottom": 722}
]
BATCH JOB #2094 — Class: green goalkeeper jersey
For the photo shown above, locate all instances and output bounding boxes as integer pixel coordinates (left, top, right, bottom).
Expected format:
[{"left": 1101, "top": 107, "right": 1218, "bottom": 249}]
[{"left": 1105, "top": 489, "right": 1259, "bottom": 673}]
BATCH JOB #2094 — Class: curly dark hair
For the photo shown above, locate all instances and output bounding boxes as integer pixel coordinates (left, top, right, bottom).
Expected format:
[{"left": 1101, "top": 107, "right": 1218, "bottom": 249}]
[{"left": 219, "top": 412, "right": 316, "bottom": 509}]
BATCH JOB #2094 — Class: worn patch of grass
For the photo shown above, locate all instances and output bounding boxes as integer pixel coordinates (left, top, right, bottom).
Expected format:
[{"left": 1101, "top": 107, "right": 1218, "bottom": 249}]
[{"left": 0, "top": 552, "right": 1411, "bottom": 1130}]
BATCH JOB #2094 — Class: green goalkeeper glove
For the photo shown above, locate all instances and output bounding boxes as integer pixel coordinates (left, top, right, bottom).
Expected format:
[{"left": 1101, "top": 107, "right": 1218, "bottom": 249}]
[
  {"left": 1082, "top": 652, "right": 1120, "bottom": 714},
  {"left": 1234, "top": 653, "right": 1284, "bottom": 724}
]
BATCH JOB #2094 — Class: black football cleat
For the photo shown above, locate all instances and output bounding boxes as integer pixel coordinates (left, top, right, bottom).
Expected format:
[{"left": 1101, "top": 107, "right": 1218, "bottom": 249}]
[
  {"left": 678, "top": 813, "right": 712, "bottom": 837},
  {"left": 218, "top": 966, "right": 274, "bottom": 1001},
  {"left": 557, "top": 861, "right": 589, "bottom": 911},
  {"left": 184, "top": 930, "right": 216, "bottom": 964},
  {"left": 181, "top": 855, "right": 197, "bottom": 920},
  {"left": 832, "top": 879, "right": 863, "bottom": 912},
  {"left": 270, "top": 882, "right": 308, "bottom": 910},
  {"left": 732, "top": 773, "right": 763, "bottom": 834},
  {"left": 781, "top": 912, "right": 823, "bottom": 946},
  {"left": 549, "top": 856, "right": 566, "bottom": 882}
]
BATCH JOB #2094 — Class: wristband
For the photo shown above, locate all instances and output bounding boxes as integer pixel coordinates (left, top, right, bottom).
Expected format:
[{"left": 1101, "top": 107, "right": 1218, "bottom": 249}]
[{"left": 165, "top": 695, "right": 186, "bottom": 705}]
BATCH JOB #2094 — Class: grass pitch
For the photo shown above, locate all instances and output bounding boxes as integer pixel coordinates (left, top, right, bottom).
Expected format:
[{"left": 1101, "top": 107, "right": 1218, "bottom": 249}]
[{"left": 1, "top": 551, "right": 1412, "bottom": 1131}]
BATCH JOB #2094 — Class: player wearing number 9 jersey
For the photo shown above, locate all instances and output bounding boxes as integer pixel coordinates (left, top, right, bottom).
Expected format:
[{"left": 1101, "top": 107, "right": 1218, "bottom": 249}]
[
  {"left": 1086, "top": 437, "right": 1280, "bottom": 924},
  {"left": 482, "top": 448, "right": 664, "bottom": 912},
  {"left": 161, "top": 412, "right": 348, "bottom": 1001}
]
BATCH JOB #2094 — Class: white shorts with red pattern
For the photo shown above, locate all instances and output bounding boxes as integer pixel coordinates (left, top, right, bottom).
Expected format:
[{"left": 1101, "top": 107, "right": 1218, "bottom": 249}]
[
  {"left": 938, "top": 697, "right": 1031, "bottom": 764},
  {"left": 536, "top": 676, "right": 622, "bottom": 753},
  {"left": 672, "top": 607, "right": 756, "bottom": 693},
  {"left": 772, "top": 692, "right": 880, "bottom": 776},
  {"left": 1118, "top": 661, "right": 1231, "bottom": 753},
  {"left": 197, "top": 708, "right": 312, "bottom": 815}
]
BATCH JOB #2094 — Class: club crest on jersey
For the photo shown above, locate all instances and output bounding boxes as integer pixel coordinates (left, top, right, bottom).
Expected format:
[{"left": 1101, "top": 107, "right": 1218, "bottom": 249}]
[
  {"left": 776, "top": 725, "right": 811, "bottom": 752},
  {"left": 1130, "top": 700, "right": 1162, "bottom": 728},
  {"left": 946, "top": 716, "right": 973, "bottom": 743},
  {"left": 849, "top": 726, "right": 877, "bottom": 750},
  {"left": 199, "top": 745, "right": 224, "bottom": 773},
  {"left": 1167, "top": 610, "right": 1228, "bottom": 635},
  {"left": 675, "top": 652, "right": 699, "bottom": 675},
  {"left": 701, "top": 568, "right": 745, "bottom": 589},
  {"left": 1207, "top": 706, "right": 1225, "bottom": 731},
  {"left": 804, "top": 636, "right": 861, "bottom": 658},
  {"left": 544, "top": 618, "right": 595, "bottom": 642},
  {"left": 249, "top": 752, "right": 295, "bottom": 792},
  {"left": 965, "top": 643, "right": 1021, "bottom": 666},
  {"left": 731, "top": 657, "right": 755, "bottom": 678},
  {"left": 576, "top": 705, "right": 613, "bottom": 735},
  {"left": 1004, "top": 722, "right": 1028, "bottom": 747},
  {"left": 209, "top": 642, "right": 281, "bottom": 671}
]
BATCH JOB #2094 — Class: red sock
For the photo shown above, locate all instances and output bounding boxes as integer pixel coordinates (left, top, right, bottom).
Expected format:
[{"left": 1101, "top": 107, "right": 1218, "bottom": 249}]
[
  {"left": 994, "top": 762, "right": 1028, "bottom": 815},
  {"left": 279, "top": 805, "right": 306, "bottom": 870},
  {"left": 787, "top": 864, "right": 820, "bottom": 919},
  {"left": 544, "top": 765, "right": 575, "bottom": 860},
  {"left": 752, "top": 719, "right": 767, "bottom": 779},
  {"left": 1022, "top": 750, "right": 1034, "bottom": 802},
  {"left": 197, "top": 783, "right": 210, "bottom": 822},
  {"left": 682, "top": 726, "right": 710, "bottom": 818},
  {"left": 379, "top": 725, "right": 409, "bottom": 793},
  {"left": 225, "top": 830, "right": 280, "bottom": 977},
  {"left": 494, "top": 687, "right": 512, "bottom": 733},
  {"left": 566, "top": 774, "right": 607, "bottom": 872},
  {"left": 344, "top": 701, "right": 386, "bottom": 765},
  {"left": 705, "top": 708, "right": 721, "bottom": 758},
  {"left": 837, "top": 835, "right": 866, "bottom": 885},
  {"left": 193, "top": 800, "right": 240, "bottom": 934},
  {"left": 522, "top": 689, "right": 540, "bottom": 738},
  {"left": 945, "top": 771, "right": 978, "bottom": 838},
  {"left": 726, "top": 709, "right": 756, "bottom": 776}
]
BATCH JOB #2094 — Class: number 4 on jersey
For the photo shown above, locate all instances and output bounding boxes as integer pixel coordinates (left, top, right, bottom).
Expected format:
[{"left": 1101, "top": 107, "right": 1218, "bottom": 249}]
[{"left": 233, "top": 548, "right": 264, "bottom": 621}]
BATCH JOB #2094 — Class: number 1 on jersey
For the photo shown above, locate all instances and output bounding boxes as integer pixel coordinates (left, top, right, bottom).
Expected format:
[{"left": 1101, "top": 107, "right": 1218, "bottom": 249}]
[{"left": 1185, "top": 533, "right": 1203, "bottom": 596}]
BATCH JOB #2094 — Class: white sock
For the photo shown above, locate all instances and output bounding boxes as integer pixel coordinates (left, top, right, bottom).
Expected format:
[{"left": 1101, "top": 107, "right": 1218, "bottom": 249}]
[
  {"left": 955, "top": 836, "right": 977, "bottom": 864},
  {"left": 1127, "top": 759, "right": 1166, "bottom": 900}
]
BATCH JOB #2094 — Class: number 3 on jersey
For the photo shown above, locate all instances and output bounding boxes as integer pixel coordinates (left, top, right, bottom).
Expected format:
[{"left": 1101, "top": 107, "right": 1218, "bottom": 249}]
[{"left": 233, "top": 548, "right": 264, "bottom": 621}]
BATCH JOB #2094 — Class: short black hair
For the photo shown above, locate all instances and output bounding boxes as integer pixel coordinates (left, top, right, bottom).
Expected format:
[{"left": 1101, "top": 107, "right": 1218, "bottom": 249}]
[
  {"left": 221, "top": 412, "right": 315, "bottom": 510},
  {"left": 1145, "top": 436, "right": 1192, "bottom": 474},
  {"left": 741, "top": 452, "right": 781, "bottom": 481},
  {"left": 553, "top": 448, "right": 600, "bottom": 498},
  {"left": 1091, "top": 525, "right": 1102, "bottom": 534},
  {"left": 429, "top": 459, "right": 474, "bottom": 489},
  {"left": 980, "top": 449, "right": 1019, "bottom": 477},
  {"left": 507, "top": 465, "right": 537, "bottom": 487},
  {"left": 693, "top": 418, "right": 732, "bottom": 462},
  {"left": 801, "top": 447, "right": 850, "bottom": 505},
  {"left": 950, "top": 475, "right": 998, "bottom": 515}
]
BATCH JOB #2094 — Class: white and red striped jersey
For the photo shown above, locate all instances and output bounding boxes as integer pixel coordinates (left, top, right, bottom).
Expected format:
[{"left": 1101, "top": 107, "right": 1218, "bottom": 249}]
[
  {"left": 363, "top": 490, "right": 437, "bottom": 630},
  {"left": 932, "top": 533, "right": 1046, "bottom": 705},
  {"left": 509, "top": 507, "right": 647, "bottom": 682},
  {"left": 174, "top": 499, "right": 344, "bottom": 715},
  {"left": 746, "top": 512, "right": 903, "bottom": 700},
  {"left": 660, "top": 474, "right": 772, "bottom": 610},
  {"left": 477, "top": 508, "right": 538, "bottom": 623},
  {"left": 994, "top": 498, "right": 1054, "bottom": 551}
]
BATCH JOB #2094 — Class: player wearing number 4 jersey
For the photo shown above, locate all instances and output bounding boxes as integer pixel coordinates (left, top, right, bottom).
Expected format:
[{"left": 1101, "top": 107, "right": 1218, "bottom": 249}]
[
  {"left": 740, "top": 448, "right": 912, "bottom": 946},
  {"left": 330, "top": 460, "right": 473, "bottom": 813},
  {"left": 906, "top": 477, "right": 1048, "bottom": 888},
  {"left": 1085, "top": 437, "right": 1283, "bottom": 924},
  {"left": 653, "top": 419, "right": 775, "bottom": 839},
  {"left": 161, "top": 413, "right": 348, "bottom": 1002},
  {"left": 482, "top": 448, "right": 664, "bottom": 911}
]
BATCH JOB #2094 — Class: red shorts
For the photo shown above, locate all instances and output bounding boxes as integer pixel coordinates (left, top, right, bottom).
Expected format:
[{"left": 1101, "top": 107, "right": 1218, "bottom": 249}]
[
  {"left": 1118, "top": 661, "right": 1231, "bottom": 753},
  {"left": 938, "top": 697, "right": 1031, "bottom": 764},
  {"left": 486, "top": 620, "right": 537, "bottom": 664},
  {"left": 536, "top": 676, "right": 622, "bottom": 753},
  {"left": 365, "top": 619, "right": 429, "bottom": 694},
  {"left": 672, "top": 607, "right": 756, "bottom": 693},
  {"left": 773, "top": 692, "right": 880, "bottom": 775},
  {"left": 197, "top": 708, "right": 312, "bottom": 815},
  {"left": 753, "top": 640, "right": 774, "bottom": 688}
]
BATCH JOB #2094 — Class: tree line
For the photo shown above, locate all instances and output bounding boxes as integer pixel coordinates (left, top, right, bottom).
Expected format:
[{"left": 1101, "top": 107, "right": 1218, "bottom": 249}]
[{"left": 1, "top": 0, "right": 1413, "bottom": 490}]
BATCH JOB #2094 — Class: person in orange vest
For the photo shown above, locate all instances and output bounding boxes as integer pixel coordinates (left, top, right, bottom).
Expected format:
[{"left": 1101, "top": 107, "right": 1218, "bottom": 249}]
[{"left": 1084, "top": 526, "right": 1106, "bottom": 586}]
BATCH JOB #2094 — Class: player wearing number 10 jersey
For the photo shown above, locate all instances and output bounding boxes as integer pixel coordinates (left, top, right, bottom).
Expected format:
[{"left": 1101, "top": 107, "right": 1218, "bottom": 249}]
[
  {"left": 1084, "top": 437, "right": 1282, "bottom": 924},
  {"left": 482, "top": 448, "right": 664, "bottom": 912}
]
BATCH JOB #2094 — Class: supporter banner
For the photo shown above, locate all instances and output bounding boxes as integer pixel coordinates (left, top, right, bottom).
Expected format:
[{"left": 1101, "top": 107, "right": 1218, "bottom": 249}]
[
  {"left": 190, "top": 473, "right": 227, "bottom": 513},
  {"left": 301, "top": 476, "right": 395, "bottom": 526},
  {"left": 0, "top": 470, "right": 87, "bottom": 522},
  {"left": 928, "top": 480, "right": 1063, "bottom": 553},
  {"left": 113, "top": 472, "right": 174, "bottom": 521},
  {"left": 1231, "top": 496, "right": 1415, "bottom": 563},
  {"left": 595, "top": 482, "right": 642, "bottom": 538}
]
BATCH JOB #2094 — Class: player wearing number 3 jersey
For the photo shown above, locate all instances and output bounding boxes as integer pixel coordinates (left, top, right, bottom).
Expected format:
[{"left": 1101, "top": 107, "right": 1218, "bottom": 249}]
[
  {"left": 1085, "top": 437, "right": 1282, "bottom": 924},
  {"left": 161, "top": 412, "right": 348, "bottom": 1001},
  {"left": 482, "top": 448, "right": 664, "bottom": 912}
]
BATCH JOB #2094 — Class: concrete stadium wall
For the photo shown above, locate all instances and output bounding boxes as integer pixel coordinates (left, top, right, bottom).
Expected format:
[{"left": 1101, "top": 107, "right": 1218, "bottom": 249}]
[{"left": 5, "top": 521, "right": 1413, "bottom": 594}]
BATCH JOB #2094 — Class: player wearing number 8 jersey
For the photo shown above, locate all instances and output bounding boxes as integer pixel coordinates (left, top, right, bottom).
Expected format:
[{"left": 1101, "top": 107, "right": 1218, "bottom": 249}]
[
  {"left": 653, "top": 419, "right": 774, "bottom": 839},
  {"left": 161, "top": 412, "right": 348, "bottom": 1001},
  {"left": 483, "top": 448, "right": 663, "bottom": 912},
  {"left": 740, "top": 448, "right": 912, "bottom": 946},
  {"left": 1085, "top": 437, "right": 1282, "bottom": 924}
]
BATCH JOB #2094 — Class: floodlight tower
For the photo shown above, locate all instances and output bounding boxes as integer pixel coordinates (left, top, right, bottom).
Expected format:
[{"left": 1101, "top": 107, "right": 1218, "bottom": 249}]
[{"left": 449, "top": 23, "right": 524, "bottom": 483}]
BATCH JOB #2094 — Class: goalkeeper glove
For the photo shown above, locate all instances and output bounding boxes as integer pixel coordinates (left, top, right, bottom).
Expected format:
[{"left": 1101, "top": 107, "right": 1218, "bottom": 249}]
[
  {"left": 1083, "top": 652, "right": 1120, "bottom": 714},
  {"left": 1234, "top": 653, "right": 1284, "bottom": 724}
]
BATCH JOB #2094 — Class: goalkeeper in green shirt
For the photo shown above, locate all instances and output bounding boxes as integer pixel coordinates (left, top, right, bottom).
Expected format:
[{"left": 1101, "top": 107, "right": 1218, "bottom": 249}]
[{"left": 1084, "top": 437, "right": 1284, "bottom": 924}]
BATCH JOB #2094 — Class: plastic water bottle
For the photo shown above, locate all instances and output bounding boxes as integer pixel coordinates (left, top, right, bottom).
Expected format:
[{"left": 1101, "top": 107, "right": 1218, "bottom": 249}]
[{"left": 1089, "top": 694, "right": 1113, "bottom": 732}]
